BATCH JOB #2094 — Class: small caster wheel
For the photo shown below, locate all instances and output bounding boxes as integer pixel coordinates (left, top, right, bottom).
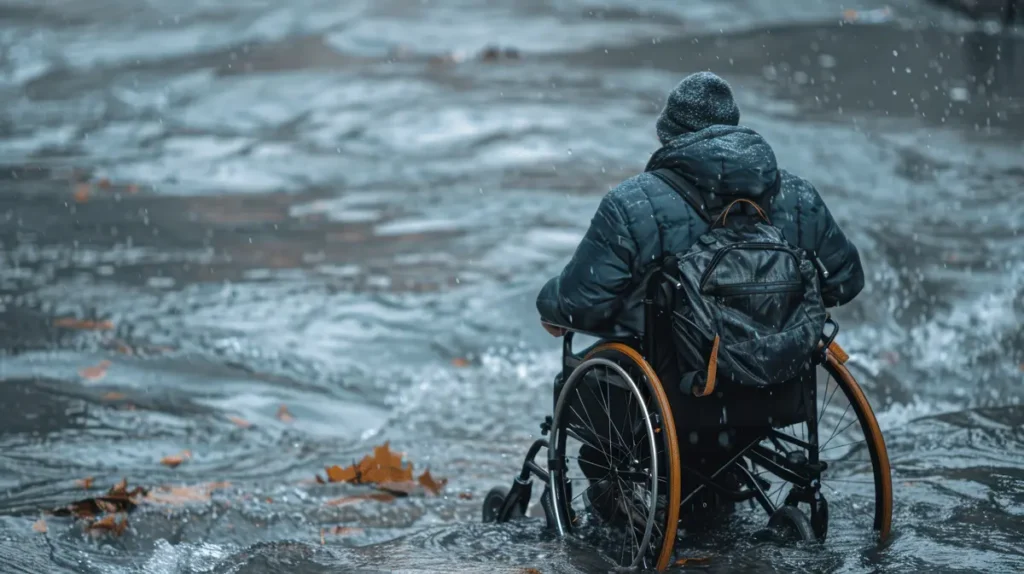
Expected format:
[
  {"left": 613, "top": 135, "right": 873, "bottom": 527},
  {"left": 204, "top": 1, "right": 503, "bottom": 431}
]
[
  {"left": 482, "top": 486, "right": 525, "bottom": 523},
  {"left": 768, "top": 505, "right": 815, "bottom": 541}
]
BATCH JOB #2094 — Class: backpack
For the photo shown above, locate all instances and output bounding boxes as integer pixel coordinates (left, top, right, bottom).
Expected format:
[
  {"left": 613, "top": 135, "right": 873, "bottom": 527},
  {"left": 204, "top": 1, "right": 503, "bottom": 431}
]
[{"left": 650, "top": 168, "right": 829, "bottom": 397}]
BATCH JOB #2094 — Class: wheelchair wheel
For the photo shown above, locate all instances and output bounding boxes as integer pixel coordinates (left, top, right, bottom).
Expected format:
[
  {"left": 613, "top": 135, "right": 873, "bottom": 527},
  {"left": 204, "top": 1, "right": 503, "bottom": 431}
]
[
  {"left": 749, "top": 352, "right": 893, "bottom": 542},
  {"left": 548, "top": 343, "right": 681, "bottom": 572},
  {"left": 482, "top": 486, "right": 525, "bottom": 523}
]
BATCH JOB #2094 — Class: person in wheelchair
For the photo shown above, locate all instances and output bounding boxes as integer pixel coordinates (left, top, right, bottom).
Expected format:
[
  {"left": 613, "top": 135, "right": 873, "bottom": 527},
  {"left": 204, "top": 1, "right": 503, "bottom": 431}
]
[
  {"left": 537, "top": 70, "right": 863, "bottom": 344},
  {"left": 504, "top": 72, "right": 887, "bottom": 568}
]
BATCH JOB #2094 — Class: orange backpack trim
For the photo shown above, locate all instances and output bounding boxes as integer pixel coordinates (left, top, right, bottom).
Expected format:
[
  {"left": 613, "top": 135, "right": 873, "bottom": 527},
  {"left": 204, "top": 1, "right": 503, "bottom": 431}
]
[{"left": 692, "top": 334, "right": 720, "bottom": 397}]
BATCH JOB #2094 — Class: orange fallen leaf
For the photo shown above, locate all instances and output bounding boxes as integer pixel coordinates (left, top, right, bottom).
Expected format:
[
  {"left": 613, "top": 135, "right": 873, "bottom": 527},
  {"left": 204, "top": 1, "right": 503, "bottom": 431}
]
[
  {"left": 320, "top": 443, "right": 447, "bottom": 497},
  {"left": 87, "top": 514, "right": 129, "bottom": 536},
  {"left": 54, "top": 317, "right": 114, "bottom": 331},
  {"left": 32, "top": 519, "right": 47, "bottom": 533},
  {"left": 418, "top": 470, "right": 447, "bottom": 495},
  {"left": 360, "top": 443, "right": 413, "bottom": 484},
  {"left": 458, "top": 492, "right": 473, "bottom": 500},
  {"left": 52, "top": 481, "right": 145, "bottom": 520},
  {"left": 76, "top": 477, "right": 95, "bottom": 489},
  {"left": 452, "top": 357, "right": 469, "bottom": 368},
  {"left": 111, "top": 478, "right": 129, "bottom": 495},
  {"left": 324, "top": 492, "right": 396, "bottom": 506},
  {"left": 276, "top": 404, "right": 295, "bottom": 423},
  {"left": 102, "top": 392, "right": 125, "bottom": 401},
  {"left": 518, "top": 569, "right": 542, "bottom": 574},
  {"left": 79, "top": 360, "right": 112, "bottom": 381},
  {"left": 325, "top": 464, "right": 358, "bottom": 483},
  {"left": 143, "top": 482, "right": 230, "bottom": 506},
  {"left": 228, "top": 415, "right": 252, "bottom": 429},
  {"left": 73, "top": 183, "right": 90, "bottom": 203},
  {"left": 160, "top": 450, "right": 192, "bottom": 468},
  {"left": 328, "top": 526, "right": 363, "bottom": 536}
]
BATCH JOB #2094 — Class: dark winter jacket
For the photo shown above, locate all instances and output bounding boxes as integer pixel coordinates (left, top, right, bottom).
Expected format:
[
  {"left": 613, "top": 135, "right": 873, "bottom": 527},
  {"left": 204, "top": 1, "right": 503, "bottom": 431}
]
[{"left": 536, "top": 124, "right": 865, "bottom": 337}]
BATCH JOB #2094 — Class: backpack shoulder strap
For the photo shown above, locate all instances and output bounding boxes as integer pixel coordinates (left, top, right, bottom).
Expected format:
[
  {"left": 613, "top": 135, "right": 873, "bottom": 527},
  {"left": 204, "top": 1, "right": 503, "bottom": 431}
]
[{"left": 649, "top": 168, "right": 713, "bottom": 224}]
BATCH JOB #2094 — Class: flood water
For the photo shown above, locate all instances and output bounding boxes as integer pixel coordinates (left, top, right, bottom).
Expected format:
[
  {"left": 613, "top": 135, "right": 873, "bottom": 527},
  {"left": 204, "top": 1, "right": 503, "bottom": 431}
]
[{"left": 1, "top": 0, "right": 1022, "bottom": 572}]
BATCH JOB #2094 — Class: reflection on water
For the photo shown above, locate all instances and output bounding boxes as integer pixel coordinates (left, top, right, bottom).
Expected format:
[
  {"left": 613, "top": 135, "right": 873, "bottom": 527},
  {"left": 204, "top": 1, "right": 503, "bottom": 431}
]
[{"left": 0, "top": 0, "right": 1022, "bottom": 572}]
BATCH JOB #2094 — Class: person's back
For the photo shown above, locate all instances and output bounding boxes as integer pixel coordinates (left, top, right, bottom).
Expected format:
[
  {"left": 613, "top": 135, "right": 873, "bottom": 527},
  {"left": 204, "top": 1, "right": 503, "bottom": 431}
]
[{"left": 537, "top": 72, "right": 864, "bottom": 338}]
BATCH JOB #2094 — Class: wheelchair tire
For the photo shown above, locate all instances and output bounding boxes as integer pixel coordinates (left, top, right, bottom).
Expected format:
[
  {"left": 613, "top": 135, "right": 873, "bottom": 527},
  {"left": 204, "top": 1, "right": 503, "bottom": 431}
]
[
  {"left": 482, "top": 486, "right": 525, "bottom": 523},
  {"left": 768, "top": 505, "right": 815, "bottom": 542},
  {"left": 747, "top": 351, "right": 893, "bottom": 544},
  {"left": 823, "top": 353, "right": 893, "bottom": 541},
  {"left": 547, "top": 343, "right": 681, "bottom": 572}
]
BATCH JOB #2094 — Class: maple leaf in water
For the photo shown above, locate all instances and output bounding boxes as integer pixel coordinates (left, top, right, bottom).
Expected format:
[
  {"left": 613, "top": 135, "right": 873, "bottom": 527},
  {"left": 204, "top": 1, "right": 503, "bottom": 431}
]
[{"left": 160, "top": 450, "right": 192, "bottom": 468}]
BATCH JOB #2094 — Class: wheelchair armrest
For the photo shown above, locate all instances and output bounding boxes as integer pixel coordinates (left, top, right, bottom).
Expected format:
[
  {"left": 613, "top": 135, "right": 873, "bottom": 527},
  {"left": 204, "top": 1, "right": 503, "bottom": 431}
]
[{"left": 543, "top": 321, "right": 612, "bottom": 341}]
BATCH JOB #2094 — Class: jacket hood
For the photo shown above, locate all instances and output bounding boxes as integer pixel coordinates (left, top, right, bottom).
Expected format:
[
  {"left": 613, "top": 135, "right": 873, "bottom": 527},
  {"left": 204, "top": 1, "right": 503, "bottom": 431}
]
[{"left": 644, "top": 125, "right": 779, "bottom": 199}]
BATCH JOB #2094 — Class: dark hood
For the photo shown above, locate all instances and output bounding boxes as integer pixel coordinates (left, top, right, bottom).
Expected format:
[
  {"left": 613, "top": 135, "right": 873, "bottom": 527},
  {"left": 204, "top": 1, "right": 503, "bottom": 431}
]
[{"left": 644, "top": 125, "right": 779, "bottom": 199}]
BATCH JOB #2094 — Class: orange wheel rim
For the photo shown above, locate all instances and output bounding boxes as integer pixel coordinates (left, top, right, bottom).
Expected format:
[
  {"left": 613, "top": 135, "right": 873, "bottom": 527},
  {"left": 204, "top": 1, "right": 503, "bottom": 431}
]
[{"left": 826, "top": 353, "right": 893, "bottom": 541}]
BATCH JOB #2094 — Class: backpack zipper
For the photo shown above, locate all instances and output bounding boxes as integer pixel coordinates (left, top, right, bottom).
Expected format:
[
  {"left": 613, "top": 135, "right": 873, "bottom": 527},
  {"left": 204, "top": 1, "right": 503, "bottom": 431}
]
[
  {"left": 706, "top": 280, "right": 803, "bottom": 297},
  {"left": 698, "top": 243, "right": 801, "bottom": 291}
]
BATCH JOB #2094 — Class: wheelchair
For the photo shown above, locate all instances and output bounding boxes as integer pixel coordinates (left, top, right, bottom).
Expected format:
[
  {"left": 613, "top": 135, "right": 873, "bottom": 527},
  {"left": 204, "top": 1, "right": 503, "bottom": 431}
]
[{"left": 482, "top": 270, "right": 893, "bottom": 571}]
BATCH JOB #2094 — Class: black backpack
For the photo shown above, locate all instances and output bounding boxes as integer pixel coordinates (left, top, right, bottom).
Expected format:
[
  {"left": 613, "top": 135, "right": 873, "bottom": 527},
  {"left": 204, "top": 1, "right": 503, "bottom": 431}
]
[{"left": 650, "top": 168, "right": 828, "bottom": 397}]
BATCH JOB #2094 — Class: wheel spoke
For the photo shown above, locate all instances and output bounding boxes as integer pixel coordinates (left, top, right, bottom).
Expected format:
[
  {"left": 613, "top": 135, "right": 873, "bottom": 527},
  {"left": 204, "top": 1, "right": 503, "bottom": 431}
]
[
  {"left": 818, "top": 438, "right": 866, "bottom": 455},
  {"left": 821, "top": 402, "right": 855, "bottom": 451},
  {"left": 819, "top": 372, "right": 840, "bottom": 422},
  {"left": 589, "top": 368, "right": 632, "bottom": 463},
  {"left": 566, "top": 455, "right": 613, "bottom": 472},
  {"left": 569, "top": 401, "right": 616, "bottom": 467}
]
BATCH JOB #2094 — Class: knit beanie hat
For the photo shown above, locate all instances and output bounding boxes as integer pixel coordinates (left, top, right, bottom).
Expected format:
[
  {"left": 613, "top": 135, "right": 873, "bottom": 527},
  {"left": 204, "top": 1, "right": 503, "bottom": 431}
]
[{"left": 655, "top": 72, "right": 741, "bottom": 143}]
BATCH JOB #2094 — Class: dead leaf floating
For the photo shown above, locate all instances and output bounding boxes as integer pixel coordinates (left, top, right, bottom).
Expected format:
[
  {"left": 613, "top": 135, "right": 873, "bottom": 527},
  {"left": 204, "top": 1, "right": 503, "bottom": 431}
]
[
  {"left": 32, "top": 519, "right": 47, "bottom": 533},
  {"left": 143, "top": 482, "right": 230, "bottom": 505},
  {"left": 324, "top": 526, "right": 363, "bottom": 536},
  {"left": 276, "top": 404, "right": 295, "bottom": 423},
  {"left": 87, "top": 514, "right": 129, "bottom": 536},
  {"left": 318, "top": 442, "right": 447, "bottom": 498},
  {"left": 73, "top": 183, "right": 90, "bottom": 203},
  {"left": 228, "top": 415, "right": 252, "bottom": 429},
  {"left": 79, "top": 360, "right": 112, "bottom": 381},
  {"left": 417, "top": 470, "right": 448, "bottom": 496},
  {"left": 54, "top": 317, "right": 114, "bottom": 331},
  {"left": 160, "top": 450, "right": 192, "bottom": 468},
  {"left": 76, "top": 476, "right": 95, "bottom": 489},
  {"left": 51, "top": 478, "right": 147, "bottom": 519}
]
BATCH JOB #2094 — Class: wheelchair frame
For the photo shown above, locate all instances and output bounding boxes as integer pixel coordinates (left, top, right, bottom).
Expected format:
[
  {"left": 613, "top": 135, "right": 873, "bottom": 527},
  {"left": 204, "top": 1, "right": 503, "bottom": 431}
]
[{"left": 484, "top": 271, "right": 892, "bottom": 571}]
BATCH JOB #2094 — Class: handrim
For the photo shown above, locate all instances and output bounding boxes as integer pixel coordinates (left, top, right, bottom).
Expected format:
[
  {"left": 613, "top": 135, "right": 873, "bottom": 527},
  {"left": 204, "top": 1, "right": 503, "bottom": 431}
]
[{"left": 549, "top": 357, "right": 659, "bottom": 568}]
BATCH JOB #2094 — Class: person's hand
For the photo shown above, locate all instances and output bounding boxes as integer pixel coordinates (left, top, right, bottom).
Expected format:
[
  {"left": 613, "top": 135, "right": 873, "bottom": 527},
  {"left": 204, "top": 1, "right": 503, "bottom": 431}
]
[{"left": 541, "top": 321, "right": 567, "bottom": 337}]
